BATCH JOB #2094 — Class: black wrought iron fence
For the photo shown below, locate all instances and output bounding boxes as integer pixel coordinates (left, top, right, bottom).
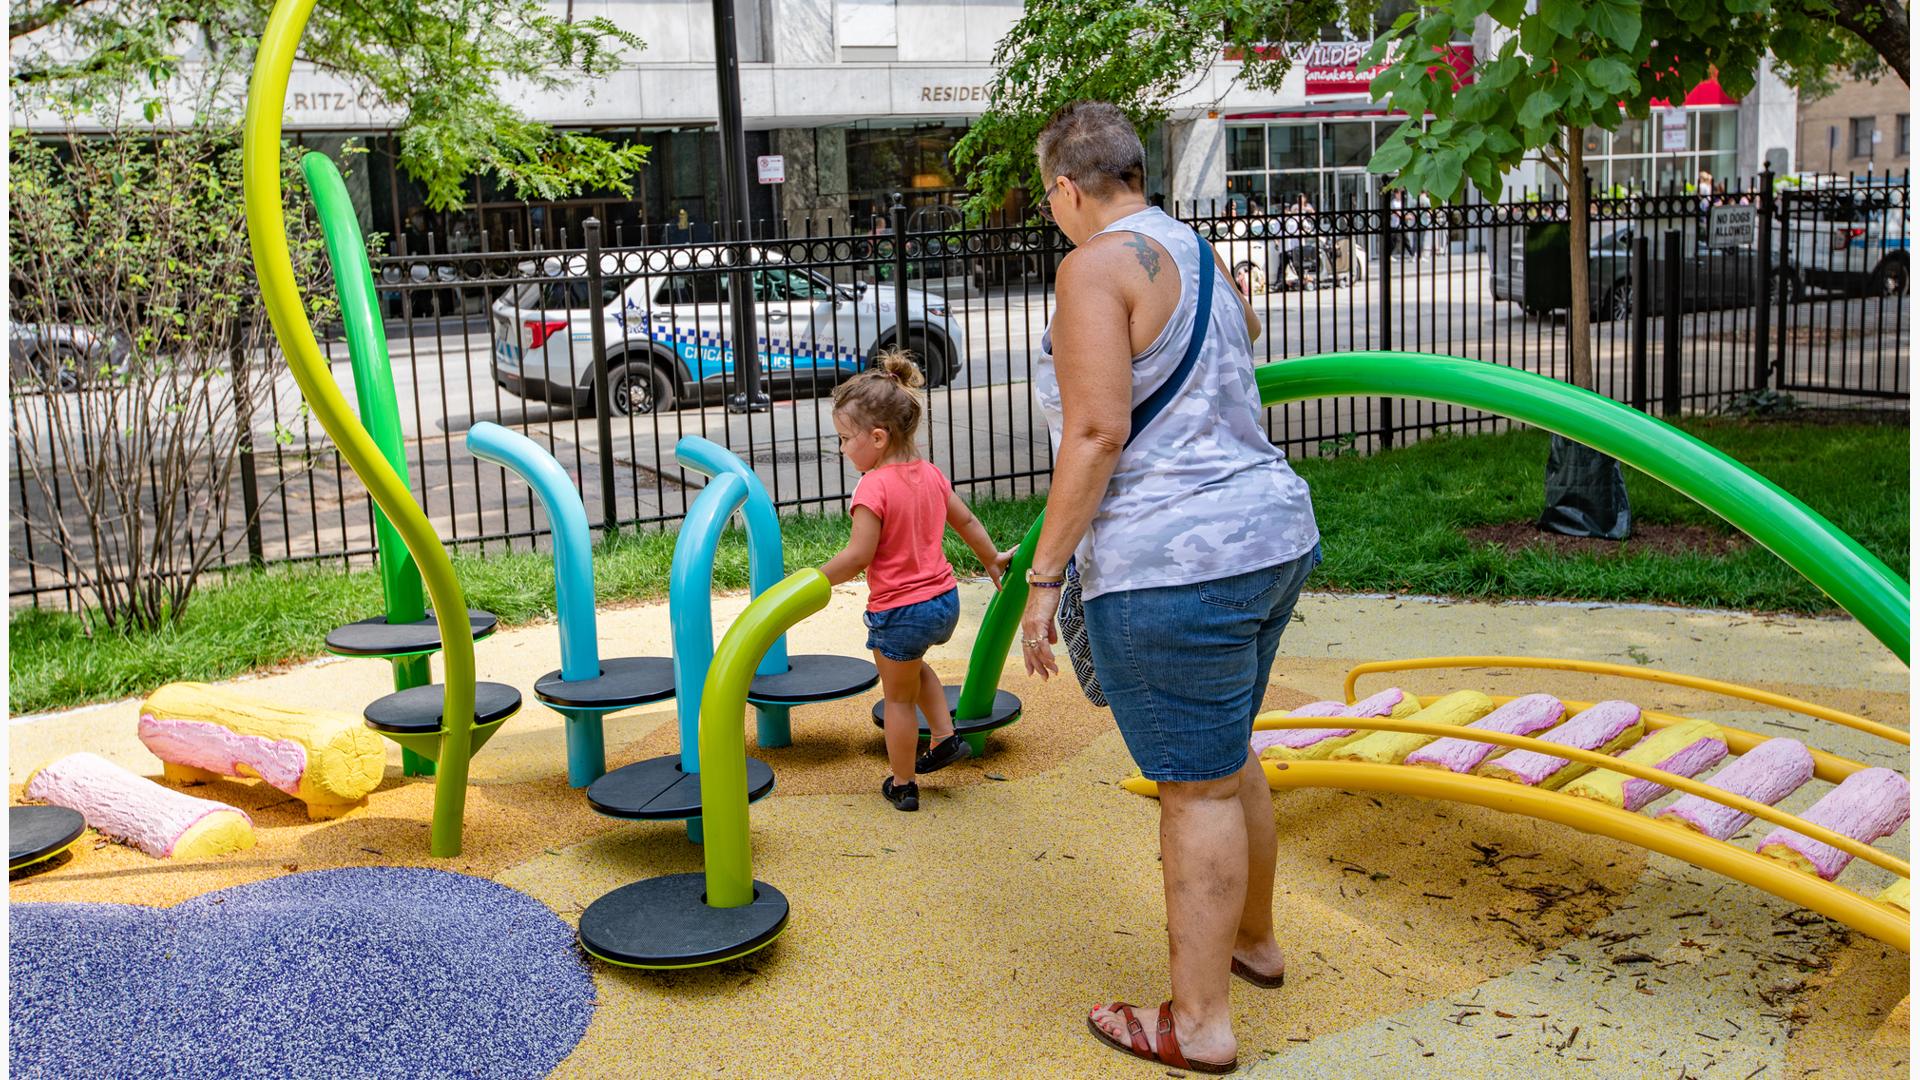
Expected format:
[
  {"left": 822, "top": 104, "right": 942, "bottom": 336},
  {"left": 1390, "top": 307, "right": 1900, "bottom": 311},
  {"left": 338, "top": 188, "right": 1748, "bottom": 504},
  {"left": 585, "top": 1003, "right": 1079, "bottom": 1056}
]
[{"left": 11, "top": 172, "right": 1908, "bottom": 608}]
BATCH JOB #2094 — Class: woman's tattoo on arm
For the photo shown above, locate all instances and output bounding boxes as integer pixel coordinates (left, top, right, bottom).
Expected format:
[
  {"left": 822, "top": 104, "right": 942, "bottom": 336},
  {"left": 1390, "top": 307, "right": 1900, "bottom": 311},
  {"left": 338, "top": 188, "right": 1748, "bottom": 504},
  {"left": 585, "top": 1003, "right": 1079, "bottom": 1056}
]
[{"left": 1124, "top": 234, "right": 1161, "bottom": 280}]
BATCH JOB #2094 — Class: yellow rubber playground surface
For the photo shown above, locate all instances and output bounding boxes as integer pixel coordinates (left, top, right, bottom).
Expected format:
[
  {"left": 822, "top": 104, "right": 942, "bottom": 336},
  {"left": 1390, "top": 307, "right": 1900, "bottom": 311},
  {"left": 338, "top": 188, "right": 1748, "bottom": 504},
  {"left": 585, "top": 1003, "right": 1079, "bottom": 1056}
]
[{"left": 11, "top": 584, "right": 1908, "bottom": 1078}]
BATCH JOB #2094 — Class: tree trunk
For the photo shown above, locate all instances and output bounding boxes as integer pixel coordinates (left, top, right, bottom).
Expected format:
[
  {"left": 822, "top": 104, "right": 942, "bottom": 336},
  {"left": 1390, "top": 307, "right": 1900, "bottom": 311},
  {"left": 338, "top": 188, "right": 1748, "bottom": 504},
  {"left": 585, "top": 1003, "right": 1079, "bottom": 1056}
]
[
  {"left": 1829, "top": 0, "right": 1909, "bottom": 84},
  {"left": 1538, "top": 125, "right": 1630, "bottom": 541},
  {"left": 1566, "top": 126, "right": 1593, "bottom": 390}
]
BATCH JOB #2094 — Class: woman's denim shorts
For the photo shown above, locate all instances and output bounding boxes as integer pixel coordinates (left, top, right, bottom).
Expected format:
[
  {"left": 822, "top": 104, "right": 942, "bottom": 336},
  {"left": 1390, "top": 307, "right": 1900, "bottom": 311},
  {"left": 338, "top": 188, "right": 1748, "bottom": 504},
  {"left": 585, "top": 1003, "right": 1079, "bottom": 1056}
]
[
  {"left": 1084, "top": 547, "right": 1318, "bottom": 783},
  {"left": 864, "top": 587, "right": 960, "bottom": 662}
]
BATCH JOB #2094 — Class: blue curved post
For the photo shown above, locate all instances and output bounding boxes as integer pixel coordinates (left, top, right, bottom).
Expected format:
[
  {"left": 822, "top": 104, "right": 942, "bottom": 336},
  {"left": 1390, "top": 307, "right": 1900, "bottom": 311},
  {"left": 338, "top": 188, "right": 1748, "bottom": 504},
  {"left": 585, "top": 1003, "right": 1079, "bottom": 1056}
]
[
  {"left": 671, "top": 471, "right": 751, "bottom": 781},
  {"left": 674, "top": 436, "right": 798, "bottom": 747},
  {"left": 673, "top": 436, "right": 789, "bottom": 672},
  {"left": 466, "top": 421, "right": 607, "bottom": 785}
]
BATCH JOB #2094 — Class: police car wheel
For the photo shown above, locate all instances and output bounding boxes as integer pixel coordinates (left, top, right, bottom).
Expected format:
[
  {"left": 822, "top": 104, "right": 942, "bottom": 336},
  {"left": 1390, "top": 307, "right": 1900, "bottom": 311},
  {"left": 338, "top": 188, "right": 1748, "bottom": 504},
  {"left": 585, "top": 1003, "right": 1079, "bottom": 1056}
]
[{"left": 608, "top": 362, "right": 674, "bottom": 416}]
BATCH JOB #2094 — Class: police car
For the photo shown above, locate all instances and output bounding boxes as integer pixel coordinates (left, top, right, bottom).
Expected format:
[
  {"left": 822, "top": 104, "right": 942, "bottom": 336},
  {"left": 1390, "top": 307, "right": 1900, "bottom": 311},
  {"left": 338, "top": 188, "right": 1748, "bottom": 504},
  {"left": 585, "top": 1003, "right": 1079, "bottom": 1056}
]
[
  {"left": 490, "top": 247, "right": 964, "bottom": 415},
  {"left": 1777, "top": 178, "right": 1909, "bottom": 298}
]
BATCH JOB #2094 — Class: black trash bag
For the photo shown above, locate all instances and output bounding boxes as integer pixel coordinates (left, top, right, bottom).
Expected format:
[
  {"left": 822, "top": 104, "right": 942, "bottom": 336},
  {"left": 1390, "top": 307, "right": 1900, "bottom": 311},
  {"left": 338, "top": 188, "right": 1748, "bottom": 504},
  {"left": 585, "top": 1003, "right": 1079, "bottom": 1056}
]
[{"left": 1537, "top": 434, "right": 1632, "bottom": 540}]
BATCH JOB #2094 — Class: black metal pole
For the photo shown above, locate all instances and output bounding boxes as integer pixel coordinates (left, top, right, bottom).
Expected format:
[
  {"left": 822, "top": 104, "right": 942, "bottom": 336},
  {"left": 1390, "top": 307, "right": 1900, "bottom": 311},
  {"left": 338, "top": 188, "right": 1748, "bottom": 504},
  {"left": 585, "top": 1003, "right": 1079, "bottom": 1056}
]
[
  {"left": 712, "top": 0, "right": 767, "bottom": 413},
  {"left": 584, "top": 218, "right": 619, "bottom": 532},
  {"left": 232, "top": 341, "right": 265, "bottom": 567},
  {"left": 1661, "top": 228, "right": 1683, "bottom": 417},
  {"left": 1377, "top": 197, "right": 1394, "bottom": 450},
  {"left": 1754, "top": 165, "right": 1774, "bottom": 392},
  {"left": 891, "top": 193, "right": 910, "bottom": 359},
  {"left": 1630, "top": 233, "right": 1650, "bottom": 412}
]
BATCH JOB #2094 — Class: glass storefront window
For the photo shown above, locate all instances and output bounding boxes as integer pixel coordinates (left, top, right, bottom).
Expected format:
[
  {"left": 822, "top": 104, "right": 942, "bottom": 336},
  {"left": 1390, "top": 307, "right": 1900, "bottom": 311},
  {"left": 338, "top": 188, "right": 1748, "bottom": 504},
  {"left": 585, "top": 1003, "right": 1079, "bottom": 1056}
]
[
  {"left": 1267, "top": 125, "right": 1319, "bottom": 171},
  {"left": 1228, "top": 126, "right": 1266, "bottom": 171},
  {"left": 1226, "top": 173, "right": 1269, "bottom": 212},
  {"left": 1696, "top": 109, "right": 1737, "bottom": 152},
  {"left": 1322, "top": 122, "right": 1375, "bottom": 169}
]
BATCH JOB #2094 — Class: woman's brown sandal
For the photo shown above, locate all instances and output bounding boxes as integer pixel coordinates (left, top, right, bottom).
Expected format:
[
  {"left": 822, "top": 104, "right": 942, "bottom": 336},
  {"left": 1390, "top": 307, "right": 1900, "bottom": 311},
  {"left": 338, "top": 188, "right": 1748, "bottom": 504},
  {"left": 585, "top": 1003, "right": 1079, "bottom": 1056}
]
[
  {"left": 1085, "top": 1000, "right": 1237, "bottom": 1075},
  {"left": 1230, "top": 956, "right": 1286, "bottom": 989}
]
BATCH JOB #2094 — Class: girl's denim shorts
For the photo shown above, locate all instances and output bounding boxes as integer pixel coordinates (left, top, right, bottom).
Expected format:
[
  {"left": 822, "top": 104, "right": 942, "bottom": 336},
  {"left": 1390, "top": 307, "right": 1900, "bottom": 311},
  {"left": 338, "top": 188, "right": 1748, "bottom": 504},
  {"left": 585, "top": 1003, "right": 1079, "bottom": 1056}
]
[
  {"left": 864, "top": 586, "right": 961, "bottom": 662},
  {"left": 1083, "top": 547, "right": 1318, "bottom": 783}
]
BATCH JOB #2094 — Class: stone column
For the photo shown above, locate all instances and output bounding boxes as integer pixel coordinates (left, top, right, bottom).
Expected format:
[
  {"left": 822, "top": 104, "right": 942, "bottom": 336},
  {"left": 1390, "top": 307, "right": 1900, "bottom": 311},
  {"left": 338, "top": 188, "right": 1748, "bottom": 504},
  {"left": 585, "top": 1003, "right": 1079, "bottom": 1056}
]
[
  {"left": 1168, "top": 117, "right": 1225, "bottom": 215},
  {"left": 775, "top": 127, "right": 851, "bottom": 233}
]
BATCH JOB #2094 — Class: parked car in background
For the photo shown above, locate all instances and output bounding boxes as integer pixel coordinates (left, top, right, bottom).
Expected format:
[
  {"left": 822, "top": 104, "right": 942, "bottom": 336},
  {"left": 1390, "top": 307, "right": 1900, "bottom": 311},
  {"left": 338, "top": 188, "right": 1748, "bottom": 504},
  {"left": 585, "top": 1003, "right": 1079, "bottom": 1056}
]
[
  {"left": 490, "top": 247, "right": 965, "bottom": 416},
  {"left": 1777, "top": 179, "right": 1909, "bottom": 297},
  {"left": 8, "top": 322, "right": 132, "bottom": 391},
  {"left": 1490, "top": 222, "right": 1772, "bottom": 321}
]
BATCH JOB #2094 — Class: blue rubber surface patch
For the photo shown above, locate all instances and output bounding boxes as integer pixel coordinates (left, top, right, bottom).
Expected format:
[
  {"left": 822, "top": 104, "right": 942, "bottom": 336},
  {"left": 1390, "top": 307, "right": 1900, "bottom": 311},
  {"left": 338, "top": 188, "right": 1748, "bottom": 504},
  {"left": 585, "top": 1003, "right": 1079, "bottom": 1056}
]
[{"left": 10, "top": 867, "right": 594, "bottom": 1079}]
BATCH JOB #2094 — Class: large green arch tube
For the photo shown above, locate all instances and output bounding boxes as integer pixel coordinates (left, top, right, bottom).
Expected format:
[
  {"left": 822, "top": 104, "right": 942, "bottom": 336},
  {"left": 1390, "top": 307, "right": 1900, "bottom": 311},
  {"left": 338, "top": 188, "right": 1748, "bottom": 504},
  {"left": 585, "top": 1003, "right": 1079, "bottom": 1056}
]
[
  {"left": 1256, "top": 353, "right": 1908, "bottom": 663},
  {"left": 961, "top": 352, "right": 1908, "bottom": 707},
  {"left": 244, "top": 0, "right": 481, "bottom": 855}
]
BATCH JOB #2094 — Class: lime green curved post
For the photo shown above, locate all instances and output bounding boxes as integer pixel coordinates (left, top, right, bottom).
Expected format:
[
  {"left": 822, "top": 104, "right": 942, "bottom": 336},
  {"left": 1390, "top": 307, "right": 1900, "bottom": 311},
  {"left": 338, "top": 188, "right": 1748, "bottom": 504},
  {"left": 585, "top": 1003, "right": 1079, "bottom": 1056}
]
[
  {"left": 244, "top": 0, "right": 480, "bottom": 857},
  {"left": 955, "top": 515, "right": 1043, "bottom": 726},
  {"left": 1255, "top": 353, "right": 1909, "bottom": 663},
  {"left": 303, "top": 151, "right": 435, "bottom": 777},
  {"left": 700, "top": 569, "right": 830, "bottom": 909}
]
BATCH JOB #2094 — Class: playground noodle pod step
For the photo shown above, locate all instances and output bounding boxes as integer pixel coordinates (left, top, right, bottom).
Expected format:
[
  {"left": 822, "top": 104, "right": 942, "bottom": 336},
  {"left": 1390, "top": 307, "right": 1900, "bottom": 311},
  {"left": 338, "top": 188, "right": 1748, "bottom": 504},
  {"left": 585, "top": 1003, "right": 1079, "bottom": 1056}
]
[
  {"left": 578, "top": 570, "right": 834, "bottom": 968},
  {"left": 244, "top": 81, "right": 518, "bottom": 856}
]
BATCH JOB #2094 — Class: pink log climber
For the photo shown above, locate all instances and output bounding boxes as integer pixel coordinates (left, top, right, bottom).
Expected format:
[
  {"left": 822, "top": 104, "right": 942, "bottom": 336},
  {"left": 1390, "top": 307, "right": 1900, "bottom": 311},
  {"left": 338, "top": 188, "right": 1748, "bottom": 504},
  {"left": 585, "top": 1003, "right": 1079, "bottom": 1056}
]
[
  {"left": 24, "top": 752, "right": 255, "bottom": 859},
  {"left": 1758, "top": 767, "right": 1911, "bottom": 880},
  {"left": 1475, "top": 700, "right": 1645, "bottom": 790},
  {"left": 1657, "top": 738, "right": 1817, "bottom": 840},
  {"left": 137, "top": 682, "right": 385, "bottom": 819},
  {"left": 1252, "top": 688, "right": 1418, "bottom": 760},
  {"left": 1562, "top": 719, "right": 1728, "bottom": 811},
  {"left": 1403, "top": 693, "right": 1566, "bottom": 773}
]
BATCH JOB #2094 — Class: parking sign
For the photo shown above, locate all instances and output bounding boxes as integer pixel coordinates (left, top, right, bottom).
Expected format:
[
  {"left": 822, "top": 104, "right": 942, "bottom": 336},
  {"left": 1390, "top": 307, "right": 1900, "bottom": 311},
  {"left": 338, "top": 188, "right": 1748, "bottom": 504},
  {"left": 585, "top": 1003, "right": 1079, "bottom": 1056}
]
[{"left": 757, "top": 155, "right": 785, "bottom": 184}]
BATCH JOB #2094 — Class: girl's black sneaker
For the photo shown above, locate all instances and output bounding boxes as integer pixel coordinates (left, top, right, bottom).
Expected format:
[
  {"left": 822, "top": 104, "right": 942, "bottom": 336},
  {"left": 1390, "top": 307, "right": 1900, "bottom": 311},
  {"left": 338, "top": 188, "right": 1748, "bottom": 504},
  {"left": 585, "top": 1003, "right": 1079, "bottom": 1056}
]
[
  {"left": 882, "top": 777, "right": 919, "bottom": 812},
  {"left": 915, "top": 734, "right": 973, "bottom": 774}
]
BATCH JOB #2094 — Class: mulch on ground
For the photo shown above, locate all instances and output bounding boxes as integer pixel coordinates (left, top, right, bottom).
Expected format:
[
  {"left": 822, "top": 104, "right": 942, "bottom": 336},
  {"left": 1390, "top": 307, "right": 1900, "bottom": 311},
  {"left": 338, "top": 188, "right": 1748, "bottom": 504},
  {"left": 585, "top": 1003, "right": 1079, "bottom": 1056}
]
[{"left": 1465, "top": 521, "right": 1753, "bottom": 558}]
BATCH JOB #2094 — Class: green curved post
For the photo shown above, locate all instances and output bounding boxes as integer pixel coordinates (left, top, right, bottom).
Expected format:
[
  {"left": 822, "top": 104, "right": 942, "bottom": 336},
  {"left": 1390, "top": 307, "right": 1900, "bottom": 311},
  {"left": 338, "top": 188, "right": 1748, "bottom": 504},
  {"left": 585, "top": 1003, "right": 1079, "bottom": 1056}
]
[
  {"left": 304, "top": 151, "right": 434, "bottom": 777},
  {"left": 956, "top": 352, "right": 1909, "bottom": 707},
  {"left": 954, "top": 515, "right": 1042, "bottom": 725},
  {"left": 244, "top": 0, "right": 483, "bottom": 857},
  {"left": 700, "top": 569, "right": 830, "bottom": 909},
  {"left": 1254, "top": 353, "right": 1908, "bottom": 663}
]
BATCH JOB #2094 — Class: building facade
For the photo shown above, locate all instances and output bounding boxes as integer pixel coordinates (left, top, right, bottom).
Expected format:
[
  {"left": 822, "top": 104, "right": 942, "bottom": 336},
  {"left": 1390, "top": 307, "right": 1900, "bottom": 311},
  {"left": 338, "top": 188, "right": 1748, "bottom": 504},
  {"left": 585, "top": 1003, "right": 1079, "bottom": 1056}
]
[
  {"left": 42, "top": 0, "right": 1802, "bottom": 246},
  {"left": 1796, "top": 72, "right": 1911, "bottom": 178}
]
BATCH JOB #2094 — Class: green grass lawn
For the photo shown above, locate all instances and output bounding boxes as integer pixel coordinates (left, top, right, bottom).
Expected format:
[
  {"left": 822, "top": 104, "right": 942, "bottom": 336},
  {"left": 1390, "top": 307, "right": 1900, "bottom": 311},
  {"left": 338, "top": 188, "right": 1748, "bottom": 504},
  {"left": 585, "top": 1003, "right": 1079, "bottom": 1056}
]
[{"left": 8, "top": 417, "right": 1905, "bottom": 715}]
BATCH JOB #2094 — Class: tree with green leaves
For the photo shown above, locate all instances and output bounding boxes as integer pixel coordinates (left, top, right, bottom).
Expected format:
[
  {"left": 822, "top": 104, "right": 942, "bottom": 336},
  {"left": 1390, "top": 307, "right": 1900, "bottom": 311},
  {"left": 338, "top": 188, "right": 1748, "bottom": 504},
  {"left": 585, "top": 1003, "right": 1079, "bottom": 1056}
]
[
  {"left": 958, "top": 0, "right": 1901, "bottom": 534},
  {"left": 10, "top": 0, "right": 651, "bottom": 628},
  {"left": 11, "top": 0, "right": 651, "bottom": 207}
]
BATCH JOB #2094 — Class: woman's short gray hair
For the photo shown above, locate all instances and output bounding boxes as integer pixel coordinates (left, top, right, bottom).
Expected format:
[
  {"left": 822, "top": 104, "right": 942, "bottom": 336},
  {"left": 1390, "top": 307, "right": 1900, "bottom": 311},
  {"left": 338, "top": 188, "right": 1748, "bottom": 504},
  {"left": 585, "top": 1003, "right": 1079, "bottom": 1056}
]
[{"left": 1036, "top": 101, "right": 1146, "bottom": 199}]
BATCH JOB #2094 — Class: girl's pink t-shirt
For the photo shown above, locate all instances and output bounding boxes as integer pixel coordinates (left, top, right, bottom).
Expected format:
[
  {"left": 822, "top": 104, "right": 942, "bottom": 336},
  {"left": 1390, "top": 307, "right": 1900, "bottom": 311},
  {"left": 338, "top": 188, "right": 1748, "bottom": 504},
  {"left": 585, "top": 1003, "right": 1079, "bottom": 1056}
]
[{"left": 850, "top": 459, "right": 958, "bottom": 612}]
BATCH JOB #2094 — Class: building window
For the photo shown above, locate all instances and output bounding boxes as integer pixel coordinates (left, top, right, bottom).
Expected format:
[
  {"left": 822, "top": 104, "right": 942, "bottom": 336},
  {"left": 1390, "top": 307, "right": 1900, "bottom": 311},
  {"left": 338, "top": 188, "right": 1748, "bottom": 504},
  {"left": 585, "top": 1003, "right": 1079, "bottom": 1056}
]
[
  {"left": 1851, "top": 117, "right": 1875, "bottom": 158},
  {"left": 1900, "top": 114, "right": 1910, "bottom": 157}
]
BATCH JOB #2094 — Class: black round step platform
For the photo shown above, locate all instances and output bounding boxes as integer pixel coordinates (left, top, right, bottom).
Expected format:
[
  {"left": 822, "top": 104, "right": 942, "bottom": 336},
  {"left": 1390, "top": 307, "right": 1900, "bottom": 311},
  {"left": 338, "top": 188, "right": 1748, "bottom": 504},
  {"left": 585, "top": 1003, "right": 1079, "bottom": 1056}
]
[
  {"left": 535, "top": 656, "right": 676, "bottom": 711},
  {"left": 746, "top": 654, "right": 878, "bottom": 705},
  {"left": 364, "top": 681, "right": 522, "bottom": 734},
  {"left": 586, "top": 754, "right": 775, "bottom": 820},
  {"left": 579, "top": 873, "right": 789, "bottom": 968},
  {"left": 325, "top": 609, "right": 498, "bottom": 658},
  {"left": 11, "top": 805, "right": 86, "bottom": 870},
  {"left": 870, "top": 686, "right": 1023, "bottom": 738}
]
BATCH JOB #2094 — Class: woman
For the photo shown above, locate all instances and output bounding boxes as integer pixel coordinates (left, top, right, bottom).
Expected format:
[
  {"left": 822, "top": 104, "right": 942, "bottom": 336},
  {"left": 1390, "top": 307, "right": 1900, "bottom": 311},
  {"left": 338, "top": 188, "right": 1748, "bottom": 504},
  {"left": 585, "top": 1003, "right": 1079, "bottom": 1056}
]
[{"left": 1012, "top": 101, "right": 1320, "bottom": 1073}]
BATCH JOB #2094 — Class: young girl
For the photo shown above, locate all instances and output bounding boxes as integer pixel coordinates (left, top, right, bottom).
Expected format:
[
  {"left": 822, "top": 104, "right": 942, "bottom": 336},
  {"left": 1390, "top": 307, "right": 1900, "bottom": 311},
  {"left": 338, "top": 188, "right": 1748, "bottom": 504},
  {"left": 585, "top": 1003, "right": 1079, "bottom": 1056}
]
[{"left": 820, "top": 349, "right": 1004, "bottom": 811}]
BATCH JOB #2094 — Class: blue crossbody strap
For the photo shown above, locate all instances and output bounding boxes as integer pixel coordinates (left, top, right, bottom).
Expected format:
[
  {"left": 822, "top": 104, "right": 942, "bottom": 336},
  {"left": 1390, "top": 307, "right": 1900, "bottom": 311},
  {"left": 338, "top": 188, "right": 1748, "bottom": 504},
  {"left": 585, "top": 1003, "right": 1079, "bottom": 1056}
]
[{"left": 1125, "top": 225, "right": 1214, "bottom": 449}]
